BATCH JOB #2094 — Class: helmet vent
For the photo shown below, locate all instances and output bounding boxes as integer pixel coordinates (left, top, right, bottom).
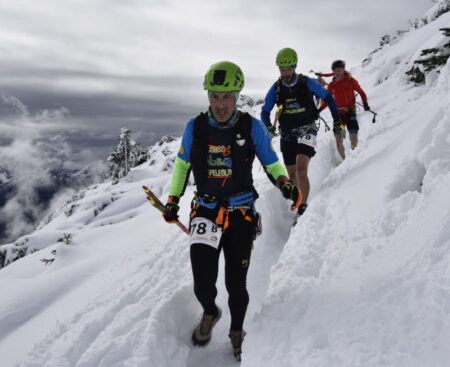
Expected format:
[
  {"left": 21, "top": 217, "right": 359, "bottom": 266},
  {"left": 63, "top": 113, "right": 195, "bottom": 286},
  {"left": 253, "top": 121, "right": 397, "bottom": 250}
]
[{"left": 213, "top": 70, "right": 227, "bottom": 85}]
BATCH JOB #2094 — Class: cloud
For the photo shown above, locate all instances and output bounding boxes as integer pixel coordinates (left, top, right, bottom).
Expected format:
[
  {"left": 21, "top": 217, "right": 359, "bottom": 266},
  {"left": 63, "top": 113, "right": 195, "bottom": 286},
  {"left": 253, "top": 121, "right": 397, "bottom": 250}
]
[
  {"left": 0, "top": 137, "right": 56, "bottom": 241},
  {"left": 0, "top": 0, "right": 433, "bottom": 85},
  {"left": 0, "top": 0, "right": 434, "bottom": 134},
  {"left": 0, "top": 91, "right": 184, "bottom": 244},
  {"left": 0, "top": 95, "right": 108, "bottom": 244}
]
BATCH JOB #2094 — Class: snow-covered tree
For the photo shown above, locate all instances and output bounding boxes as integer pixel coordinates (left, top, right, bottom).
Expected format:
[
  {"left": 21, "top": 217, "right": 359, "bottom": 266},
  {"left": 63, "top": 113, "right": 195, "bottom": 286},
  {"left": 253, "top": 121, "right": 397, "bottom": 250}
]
[{"left": 107, "top": 128, "right": 148, "bottom": 183}]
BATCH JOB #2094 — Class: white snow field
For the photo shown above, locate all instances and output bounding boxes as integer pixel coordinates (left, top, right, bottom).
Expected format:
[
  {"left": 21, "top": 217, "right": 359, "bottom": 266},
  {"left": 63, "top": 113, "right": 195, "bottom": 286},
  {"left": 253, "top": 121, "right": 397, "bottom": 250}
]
[{"left": 1, "top": 3, "right": 450, "bottom": 367}]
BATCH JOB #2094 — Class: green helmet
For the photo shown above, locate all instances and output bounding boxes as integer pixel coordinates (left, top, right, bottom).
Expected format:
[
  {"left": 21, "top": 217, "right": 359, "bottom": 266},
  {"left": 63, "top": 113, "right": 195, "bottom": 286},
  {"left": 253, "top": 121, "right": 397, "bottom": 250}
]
[
  {"left": 276, "top": 48, "right": 298, "bottom": 67},
  {"left": 203, "top": 61, "right": 244, "bottom": 92}
]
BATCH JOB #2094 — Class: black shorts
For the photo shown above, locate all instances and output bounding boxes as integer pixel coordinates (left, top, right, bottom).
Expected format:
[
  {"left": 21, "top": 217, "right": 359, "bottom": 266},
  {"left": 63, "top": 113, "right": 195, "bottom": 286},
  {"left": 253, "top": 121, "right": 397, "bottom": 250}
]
[
  {"left": 280, "top": 128, "right": 317, "bottom": 166},
  {"left": 338, "top": 109, "right": 359, "bottom": 134}
]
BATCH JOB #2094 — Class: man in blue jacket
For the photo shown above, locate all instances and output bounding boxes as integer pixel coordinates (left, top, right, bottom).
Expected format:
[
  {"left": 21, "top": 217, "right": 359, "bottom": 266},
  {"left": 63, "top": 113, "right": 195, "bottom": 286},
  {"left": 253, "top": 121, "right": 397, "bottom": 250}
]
[
  {"left": 261, "top": 48, "right": 341, "bottom": 221},
  {"left": 162, "top": 61, "right": 302, "bottom": 361}
]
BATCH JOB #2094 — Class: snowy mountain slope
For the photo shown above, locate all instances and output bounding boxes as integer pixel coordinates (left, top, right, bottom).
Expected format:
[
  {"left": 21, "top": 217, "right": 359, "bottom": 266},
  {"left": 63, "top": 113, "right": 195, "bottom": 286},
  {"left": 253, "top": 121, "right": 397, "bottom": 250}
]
[
  {"left": 0, "top": 131, "right": 300, "bottom": 367},
  {"left": 1, "top": 3, "right": 450, "bottom": 367},
  {"left": 243, "top": 6, "right": 450, "bottom": 367}
]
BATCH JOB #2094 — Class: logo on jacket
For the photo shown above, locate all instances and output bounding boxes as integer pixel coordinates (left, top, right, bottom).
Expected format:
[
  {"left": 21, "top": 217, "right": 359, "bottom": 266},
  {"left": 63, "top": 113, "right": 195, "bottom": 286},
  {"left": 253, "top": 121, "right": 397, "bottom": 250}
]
[
  {"left": 208, "top": 144, "right": 232, "bottom": 178},
  {"left": 236, "top": 133, "right": 245, "bottom": 146}
]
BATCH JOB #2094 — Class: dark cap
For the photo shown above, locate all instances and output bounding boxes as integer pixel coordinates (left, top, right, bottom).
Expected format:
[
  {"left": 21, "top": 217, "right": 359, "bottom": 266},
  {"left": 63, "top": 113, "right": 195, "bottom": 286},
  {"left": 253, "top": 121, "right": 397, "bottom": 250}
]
[{"left": 331, "top": 60, "right": 346, "bottom": 70}]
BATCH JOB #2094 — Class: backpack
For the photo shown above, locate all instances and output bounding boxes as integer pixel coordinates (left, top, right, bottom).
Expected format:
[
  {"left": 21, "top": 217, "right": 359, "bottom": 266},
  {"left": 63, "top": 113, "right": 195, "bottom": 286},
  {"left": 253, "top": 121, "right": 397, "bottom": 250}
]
[
  {"left": 275, "top": 74, "right": 316, "bottom": 111},
  {"left": 274, "top": 74, "right": 318, "bottom": 129}
]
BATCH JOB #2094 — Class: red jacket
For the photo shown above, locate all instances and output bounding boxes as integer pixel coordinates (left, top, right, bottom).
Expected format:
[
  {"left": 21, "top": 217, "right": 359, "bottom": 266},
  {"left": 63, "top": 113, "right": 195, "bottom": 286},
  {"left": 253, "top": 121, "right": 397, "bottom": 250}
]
[{"left": 321, "top": 74, "right": 368, "bottom": 110}]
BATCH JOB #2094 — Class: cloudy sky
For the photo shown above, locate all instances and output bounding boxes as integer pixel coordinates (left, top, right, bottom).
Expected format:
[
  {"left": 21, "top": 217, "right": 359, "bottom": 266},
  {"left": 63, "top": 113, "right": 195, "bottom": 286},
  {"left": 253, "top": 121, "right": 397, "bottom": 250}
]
[{"left": 0, "top": 0, "right": 434, "bottom": 154}]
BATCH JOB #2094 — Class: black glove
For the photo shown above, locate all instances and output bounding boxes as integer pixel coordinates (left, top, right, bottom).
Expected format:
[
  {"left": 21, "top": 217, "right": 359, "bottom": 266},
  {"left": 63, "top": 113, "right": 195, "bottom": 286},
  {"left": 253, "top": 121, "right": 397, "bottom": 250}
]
[
  {"left": 363, "top": 102, "right": 370, "bottom": 111},
  {"left": 279, "top": 179, "right": 302, "bottom": 211},
  {"left": 333, "top": 119, "right": 346, "bottom": 136},
  {"left": 163, "top": 196, "right": 180, "bottom": 223},
  {"left": 267, "top": 124, "right": 277, "bottom": 138}
]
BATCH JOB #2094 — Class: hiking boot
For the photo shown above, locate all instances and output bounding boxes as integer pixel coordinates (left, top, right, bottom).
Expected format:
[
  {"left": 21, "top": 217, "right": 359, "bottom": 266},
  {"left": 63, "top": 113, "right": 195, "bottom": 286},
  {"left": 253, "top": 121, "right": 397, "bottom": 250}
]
[
  {"left": 229, "top": 329, "right": 246, "bottom": 361},
  {"left": 191, "top": 307, "right": 222, "bottom": 347}
]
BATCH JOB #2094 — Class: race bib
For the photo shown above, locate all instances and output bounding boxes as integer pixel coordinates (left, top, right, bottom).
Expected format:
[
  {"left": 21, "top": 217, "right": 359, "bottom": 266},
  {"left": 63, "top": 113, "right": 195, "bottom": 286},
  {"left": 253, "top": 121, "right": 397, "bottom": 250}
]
[
  {"left": 298, "top": 133, "right": 317, "bottom": 148},
  {"left": 189, "top": 217, "right": 223, "bottom": 249}
]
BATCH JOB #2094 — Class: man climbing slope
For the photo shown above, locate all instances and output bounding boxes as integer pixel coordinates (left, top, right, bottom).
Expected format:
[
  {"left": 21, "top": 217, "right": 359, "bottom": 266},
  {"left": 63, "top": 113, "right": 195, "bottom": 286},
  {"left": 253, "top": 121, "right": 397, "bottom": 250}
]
[
  {"left": 261, "top": 48, "right": 340, "bottom": 221},
  {"left": 321, "top": 59, "right": 370, "bottom": 159},
  {"left": 162, "top": 61, "right": 301, "bottom": 361}
]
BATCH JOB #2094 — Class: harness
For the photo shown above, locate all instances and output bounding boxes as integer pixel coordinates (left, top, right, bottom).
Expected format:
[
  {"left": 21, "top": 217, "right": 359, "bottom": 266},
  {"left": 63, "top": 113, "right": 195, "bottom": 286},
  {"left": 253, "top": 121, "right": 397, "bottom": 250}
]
[
  {"left": 191, "top": 191, "right": 257, "bottom": 233},
  {"left": 194, "top": 191, "right": 255, "bottom": 210},
  {"left": 280, "top": 122, "right": 319, "bottom": 141}
]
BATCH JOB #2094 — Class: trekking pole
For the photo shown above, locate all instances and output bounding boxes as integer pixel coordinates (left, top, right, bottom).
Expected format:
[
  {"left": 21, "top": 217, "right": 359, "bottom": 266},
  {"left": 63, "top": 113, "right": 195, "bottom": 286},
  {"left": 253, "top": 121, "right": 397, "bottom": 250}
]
[
  {"left": 356, "top": 102, "right": 377, "bottom": 123},
  {"left": 319, "top": 116, "right": 330, "bottom": 132},
  {"left": 316, "top": 107, "right": 330, "bottom": 132}
]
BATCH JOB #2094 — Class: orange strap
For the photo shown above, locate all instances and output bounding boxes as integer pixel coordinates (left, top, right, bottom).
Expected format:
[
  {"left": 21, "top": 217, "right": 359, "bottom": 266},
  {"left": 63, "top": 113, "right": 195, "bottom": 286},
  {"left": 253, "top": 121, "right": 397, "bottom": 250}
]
[
  {"left": 240, "top": 208, "right": 253, "bottom": 223},
  {"left": 215, "top": 206, "right": 229, "bottom": 232},
  {"left": 214, "top": 206, "right": 253, "bottom": 232}
]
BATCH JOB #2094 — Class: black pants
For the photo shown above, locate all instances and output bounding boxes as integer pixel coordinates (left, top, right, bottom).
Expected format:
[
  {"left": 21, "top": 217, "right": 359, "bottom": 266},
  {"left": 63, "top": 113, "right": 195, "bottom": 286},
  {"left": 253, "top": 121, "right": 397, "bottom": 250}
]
[
  {"left": 339, "top": 108, "right": 359, "bottom": 134},
  {"left": 190, "top": 211, "right": 253, "bottom": 331}
]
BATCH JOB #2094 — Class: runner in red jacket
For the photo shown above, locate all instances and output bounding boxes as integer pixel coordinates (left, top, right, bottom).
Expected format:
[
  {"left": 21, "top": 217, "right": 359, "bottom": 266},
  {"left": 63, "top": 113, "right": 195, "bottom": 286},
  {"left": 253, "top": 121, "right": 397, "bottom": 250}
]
[{"left": 321, "top": 60, "right": 370, "bottom": 159}]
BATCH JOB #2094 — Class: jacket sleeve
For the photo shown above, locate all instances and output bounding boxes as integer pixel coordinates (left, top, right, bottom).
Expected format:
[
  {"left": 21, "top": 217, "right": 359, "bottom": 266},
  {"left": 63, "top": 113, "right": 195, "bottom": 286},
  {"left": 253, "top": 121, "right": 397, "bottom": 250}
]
[
  {"left": 352, "top": 79, "right": 368, "bottom": 103},
  {"left": 260, "top": 84, "right": 277, "bottom": 127},
  {"left": 307, "top": 77, "right": 339, "bottom": 120},
  {"left": 320, "top": 83, "right": 333, "bottom": 110},
  {"left": 323, "top": 93, "right": 340, "bottom": 120},
  {"left": 168, "top": 119, "right": 194, "bottom": 198},
  {"left": 251, "top": 117, "right": 288, "bottom": 183}
]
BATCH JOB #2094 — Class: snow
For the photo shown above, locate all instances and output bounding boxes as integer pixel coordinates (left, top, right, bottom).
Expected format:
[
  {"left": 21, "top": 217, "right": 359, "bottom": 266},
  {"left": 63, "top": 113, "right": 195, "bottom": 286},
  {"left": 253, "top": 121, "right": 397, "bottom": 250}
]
[{"left": 1, "top": 5, "right": 450, "bottom": 367}]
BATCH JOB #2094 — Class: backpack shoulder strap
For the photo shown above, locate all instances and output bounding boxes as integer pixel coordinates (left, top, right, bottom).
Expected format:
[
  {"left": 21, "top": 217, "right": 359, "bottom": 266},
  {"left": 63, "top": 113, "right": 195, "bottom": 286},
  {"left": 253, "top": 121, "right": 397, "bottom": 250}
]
[
  {"left": 234, "top": 112, "right": 253, "bottom": 141},
  {"left": 194, "top": 112, "right": 208, "bottom": 139},
  {"left": 297, "top": 73, "right": 307, "bottom": 85},
  {"left": 193, "top": 112, "right": 209, "bottom": 141},
  {"left": 274, "top": 78, "right": 282, "bottom": 105},
  {"left": 190, "top": 112, "right": 210, "bottom": 187}
]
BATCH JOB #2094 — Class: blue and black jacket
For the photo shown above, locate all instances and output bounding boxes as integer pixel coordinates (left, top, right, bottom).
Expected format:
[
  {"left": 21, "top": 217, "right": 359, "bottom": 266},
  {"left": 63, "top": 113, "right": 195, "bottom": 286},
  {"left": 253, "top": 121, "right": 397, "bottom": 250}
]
[
  {"left": 169, "top": 111, "right": 288, "bottom": 200},
  {"left": 261, "top": 74, "right": 339, "bottom": 131}
]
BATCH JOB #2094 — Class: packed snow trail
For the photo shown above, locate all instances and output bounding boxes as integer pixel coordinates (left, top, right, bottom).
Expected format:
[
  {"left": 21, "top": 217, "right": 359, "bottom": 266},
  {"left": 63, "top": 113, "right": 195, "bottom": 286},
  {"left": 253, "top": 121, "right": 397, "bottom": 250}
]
[
  {"left": 0, "top": 163, "right": 302, "bottom": 366},
  {"left": 0, "top": 122, "right": 336, "bottom": 367},
  {"left": 0, "top": 103, "right": 339, "bottom": 367}
]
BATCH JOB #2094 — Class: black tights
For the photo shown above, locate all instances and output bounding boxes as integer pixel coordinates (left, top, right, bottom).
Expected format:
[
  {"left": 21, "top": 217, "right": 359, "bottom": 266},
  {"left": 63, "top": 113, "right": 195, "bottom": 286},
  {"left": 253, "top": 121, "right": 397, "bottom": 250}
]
[{"left": 190, "top": 216, "right": 253, "bottom": 331}]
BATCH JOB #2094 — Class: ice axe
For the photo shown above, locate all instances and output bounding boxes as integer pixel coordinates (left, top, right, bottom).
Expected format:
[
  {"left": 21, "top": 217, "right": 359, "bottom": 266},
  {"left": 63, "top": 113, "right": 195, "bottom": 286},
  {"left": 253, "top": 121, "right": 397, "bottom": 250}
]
[
  {"left": 142, "top": 186, "right": 190, "bottom": 236},
  {"left": 356, "top": 102, "right": 378, "bottom": 123}
]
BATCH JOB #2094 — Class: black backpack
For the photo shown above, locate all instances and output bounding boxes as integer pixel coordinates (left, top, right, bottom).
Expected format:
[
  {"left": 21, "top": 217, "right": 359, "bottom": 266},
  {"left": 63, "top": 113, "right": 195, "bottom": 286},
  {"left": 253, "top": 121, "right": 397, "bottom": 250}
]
[{"left": 274, "top": 74, "right": 318, "bottom": 129}]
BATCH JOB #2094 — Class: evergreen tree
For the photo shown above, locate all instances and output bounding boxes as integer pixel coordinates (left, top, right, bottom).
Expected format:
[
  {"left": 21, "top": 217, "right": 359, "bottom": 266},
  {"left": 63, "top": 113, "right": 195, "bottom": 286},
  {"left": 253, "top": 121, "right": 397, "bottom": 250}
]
[{"left": 107, "top": 128, "right": 148, "bottom": 183}]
